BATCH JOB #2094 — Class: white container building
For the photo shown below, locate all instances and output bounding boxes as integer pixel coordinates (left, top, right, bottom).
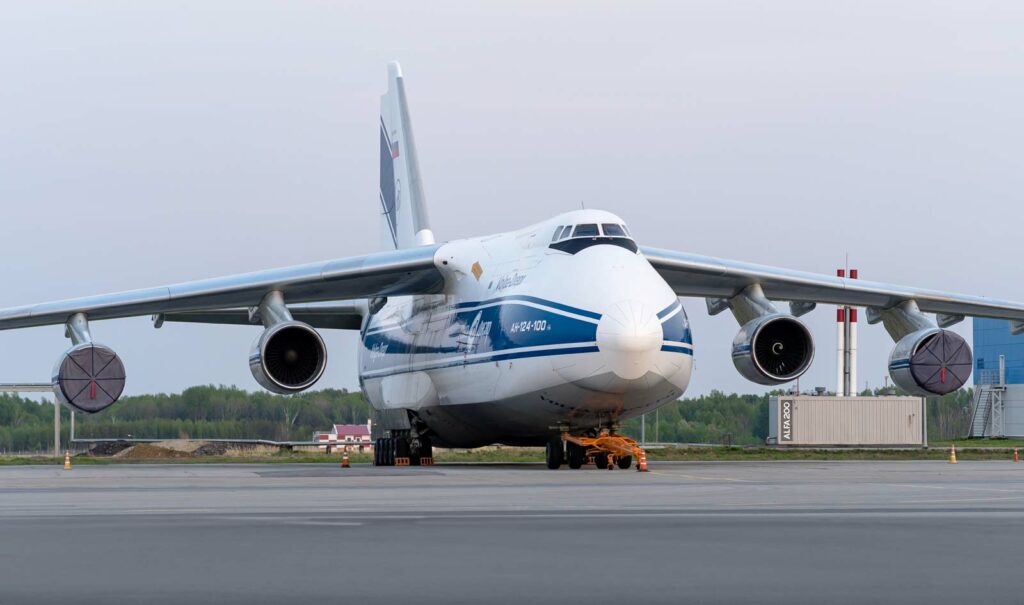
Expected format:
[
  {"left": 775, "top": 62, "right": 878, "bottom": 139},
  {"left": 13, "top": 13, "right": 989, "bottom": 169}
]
[{"left": 768, "top": 396, "right": 926, "bottom": 447}]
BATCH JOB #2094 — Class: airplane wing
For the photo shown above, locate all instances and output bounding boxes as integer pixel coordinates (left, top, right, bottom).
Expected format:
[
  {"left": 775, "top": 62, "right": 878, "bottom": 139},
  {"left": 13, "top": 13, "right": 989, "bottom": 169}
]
[
  {"left": 0, "top": 246, "right": 442, "bottom": 330},
  {"left": 641, "top": 246, "right": 1024, "bottom": 331},
  {"left": 157, "top": 300, "right": 365, "bottom": 330}
]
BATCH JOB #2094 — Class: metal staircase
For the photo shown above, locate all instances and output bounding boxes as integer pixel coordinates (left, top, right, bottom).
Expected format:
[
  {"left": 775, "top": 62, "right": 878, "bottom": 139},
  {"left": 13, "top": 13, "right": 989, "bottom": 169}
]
[{"left": 969, "top": 361, "right": 1006, "bottom": 438}]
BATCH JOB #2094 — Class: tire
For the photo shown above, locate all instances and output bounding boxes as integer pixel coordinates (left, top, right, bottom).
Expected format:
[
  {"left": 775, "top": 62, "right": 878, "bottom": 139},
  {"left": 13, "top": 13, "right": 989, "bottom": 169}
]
[
  {"left": 545, "top": 440, "right": 564, "bottom": 469},
  {"left": 420, "top": 437, "right": 433, "bottom": 461},
  {"left": 593, "top": 452, "right": 610, "bottom": 470},
  {"left": 396, "top": 436, "right": 411, "bottom": 461},
  {"left": 373, "top": 439, "right": 381, "bottom": 466},
  {"left": 617, "top": 455, "right": 632, "bottom": 470},
  {"left": 567, "top": 442, "right": 585, "bottom": 469},
  {"left": 385, "top": 438, "right": 395, "bottom": 466},
  {"left": 409, "top": 439, "right": 422, "bottom": 466}
]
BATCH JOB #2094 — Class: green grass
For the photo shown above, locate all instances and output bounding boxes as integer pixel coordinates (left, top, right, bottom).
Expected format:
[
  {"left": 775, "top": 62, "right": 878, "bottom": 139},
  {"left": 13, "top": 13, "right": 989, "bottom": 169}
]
[
  {"left": 930, "top": 438, "right": 1024, "bottom": 448},
  {"left": 645, "top": 446, "right": 1020, "bottom": 461},
  {"left": 4, "top": 443, "right": 1024, "bottom": 466},
  {"left": 0, "top": 452, "right": 375, "bottom": 466}
]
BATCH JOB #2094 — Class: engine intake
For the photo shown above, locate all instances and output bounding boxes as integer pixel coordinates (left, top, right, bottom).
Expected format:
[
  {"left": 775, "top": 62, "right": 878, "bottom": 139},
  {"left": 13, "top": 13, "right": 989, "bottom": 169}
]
[
  {"left": 249, "top": 321, "right": 327, "bottom": 394},
  {"left": 888, "top": 328, "right": 972, "bottom": 396},
  {"left": 732, "top": 314, "right": 814, "bottom": 385},
  {"left": 52, "top": 343, "right": 126, "bottom": 413}
]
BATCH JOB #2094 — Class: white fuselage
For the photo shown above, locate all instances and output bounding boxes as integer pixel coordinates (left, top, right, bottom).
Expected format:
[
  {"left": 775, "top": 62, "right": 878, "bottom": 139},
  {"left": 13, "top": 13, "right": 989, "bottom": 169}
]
[{"left": 358, "top": 210, "right": 693, "bottom": 447}]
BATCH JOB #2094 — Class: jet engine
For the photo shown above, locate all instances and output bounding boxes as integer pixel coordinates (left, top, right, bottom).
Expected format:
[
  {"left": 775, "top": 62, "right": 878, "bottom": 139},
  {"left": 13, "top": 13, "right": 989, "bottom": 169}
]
[
  {"left": 52, "top": 343, "right": 126, "bottom": 413},
  {"left": 731, "top": 314, "right": 814, "bottom": 385},
  {"left": 249, "top": 321, "right": 327, "bottom": 394},
  {"left": 888, "top": 328, "right": 972, "bottom": 396}
]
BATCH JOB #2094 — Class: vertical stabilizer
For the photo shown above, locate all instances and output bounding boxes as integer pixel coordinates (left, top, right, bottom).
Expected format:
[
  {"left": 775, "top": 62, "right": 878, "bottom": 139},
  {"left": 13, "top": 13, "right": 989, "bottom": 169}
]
[{"left": 379, "top": 62, "right": 434, "bottom": 249}]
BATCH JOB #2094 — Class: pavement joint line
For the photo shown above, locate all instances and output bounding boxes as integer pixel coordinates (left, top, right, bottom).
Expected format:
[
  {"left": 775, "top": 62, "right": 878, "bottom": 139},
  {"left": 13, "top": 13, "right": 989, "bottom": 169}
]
[
  {"left": 650, "top": 471, "right": 754, "bottom": 482},
  {"left": 895, "top": 496, "right": 1024, "bottom": 504},
  {"left": 883, "top": 482, "right": 1024, "bottom": 494},
  {"left": 11, "top": 510, "right": 1024, "bottom": 519}
]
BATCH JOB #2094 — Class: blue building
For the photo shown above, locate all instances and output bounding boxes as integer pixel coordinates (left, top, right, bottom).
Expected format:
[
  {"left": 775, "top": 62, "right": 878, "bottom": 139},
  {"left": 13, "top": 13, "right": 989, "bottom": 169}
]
[
  {"left": 974, "top": 318, "right": 1024, "bottom": 385},
  {"left": 971, "top": 318, "right": 1024, "bottom": 436}
]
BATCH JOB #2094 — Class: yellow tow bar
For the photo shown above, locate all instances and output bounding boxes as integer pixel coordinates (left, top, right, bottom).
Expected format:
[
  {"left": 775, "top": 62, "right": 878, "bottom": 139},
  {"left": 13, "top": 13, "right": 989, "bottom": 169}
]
[{"left": 561, "top": 431, "right": 649, "bottom": 471}]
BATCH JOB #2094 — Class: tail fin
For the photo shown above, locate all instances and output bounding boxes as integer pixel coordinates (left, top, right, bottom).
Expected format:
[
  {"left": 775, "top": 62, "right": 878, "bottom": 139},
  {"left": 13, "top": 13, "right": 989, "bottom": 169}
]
[{"left": 379, "top": 61, "right": 434, "bottom": 250}]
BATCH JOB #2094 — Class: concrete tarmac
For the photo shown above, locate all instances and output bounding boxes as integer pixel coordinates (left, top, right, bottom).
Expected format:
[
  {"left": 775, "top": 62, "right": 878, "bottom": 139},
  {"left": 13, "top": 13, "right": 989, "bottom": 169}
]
[{"left": 2, "top": 460, "right": 1023, "bottom": 604}]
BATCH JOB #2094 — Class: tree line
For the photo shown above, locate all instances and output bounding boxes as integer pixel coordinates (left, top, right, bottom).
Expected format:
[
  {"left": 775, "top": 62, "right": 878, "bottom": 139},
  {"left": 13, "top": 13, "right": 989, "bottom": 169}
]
[
  {"left": 0, "top": 386, "right": 371, "bottom": 453},
  {"left": 0, "top": 385, "right": 974, "bottom": 453}
]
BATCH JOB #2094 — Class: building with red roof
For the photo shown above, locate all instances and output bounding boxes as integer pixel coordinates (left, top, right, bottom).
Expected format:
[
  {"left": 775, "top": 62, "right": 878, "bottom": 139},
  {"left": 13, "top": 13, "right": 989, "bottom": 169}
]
[{"left": 313, "top": 420, "right": 372, "bottom": 453}]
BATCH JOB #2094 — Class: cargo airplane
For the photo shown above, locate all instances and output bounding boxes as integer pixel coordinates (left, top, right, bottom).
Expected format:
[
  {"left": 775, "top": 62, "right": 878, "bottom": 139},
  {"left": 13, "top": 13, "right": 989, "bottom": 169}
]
[{"left": 2, "top": 62, "right": 1021, "bottom": 469}]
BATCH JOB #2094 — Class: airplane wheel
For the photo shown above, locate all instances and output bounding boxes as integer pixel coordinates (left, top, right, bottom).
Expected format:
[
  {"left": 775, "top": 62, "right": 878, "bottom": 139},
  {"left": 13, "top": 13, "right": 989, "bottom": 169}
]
[
  {"left": 396, "top": 437, "right": 411, "bottom": 461},
  {"left": 373, "top": 439, "right": 381, "bottom": 466},
  {"left": 593, "top": 452, "right": 610, "bottom": 470},
  {"left": 567, "top": 442, "right": 585, "bottom": 469},
  {"left": 420, "top": 437, "right": 433, "bottom": 461},
  {"left": 617, "top": 455, "right": 632, "bottom": 470},
  {"left": 545, "top": 439, "right": 564, "bottom": 469},
  {"left": 385, "top": 438, "right": 395, "bottom": 465},
  {"left": 409, "top": 439, "right": 422, "bottom": 466}
]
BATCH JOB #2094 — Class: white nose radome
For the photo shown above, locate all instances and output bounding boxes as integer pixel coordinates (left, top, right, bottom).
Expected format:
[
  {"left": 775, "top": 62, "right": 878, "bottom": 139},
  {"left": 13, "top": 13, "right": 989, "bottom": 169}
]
[{"left": 596, "top": 300, "right": 663, "bottom": 380}]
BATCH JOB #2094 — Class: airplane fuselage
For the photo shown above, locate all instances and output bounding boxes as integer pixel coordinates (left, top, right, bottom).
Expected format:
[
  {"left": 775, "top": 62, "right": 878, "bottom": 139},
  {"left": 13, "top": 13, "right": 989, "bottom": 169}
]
[{"left": 358, "top": 210, "right": 694, "bottom": 447}]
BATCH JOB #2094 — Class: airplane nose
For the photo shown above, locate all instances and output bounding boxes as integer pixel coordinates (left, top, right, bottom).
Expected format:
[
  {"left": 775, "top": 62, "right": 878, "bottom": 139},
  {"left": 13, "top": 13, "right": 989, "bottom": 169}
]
[{"left": 596, "top": 300, "right": 663, "bottom": 380}]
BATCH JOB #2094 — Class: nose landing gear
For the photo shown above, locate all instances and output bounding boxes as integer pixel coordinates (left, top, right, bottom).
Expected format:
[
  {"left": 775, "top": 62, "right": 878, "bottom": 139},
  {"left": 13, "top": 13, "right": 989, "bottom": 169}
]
[{"left": 545, "top": 431, "right": 649, "bottom": 471}]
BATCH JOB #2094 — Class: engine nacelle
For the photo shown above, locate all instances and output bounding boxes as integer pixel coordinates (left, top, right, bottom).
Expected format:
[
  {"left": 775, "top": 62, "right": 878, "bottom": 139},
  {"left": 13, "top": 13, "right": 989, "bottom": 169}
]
[
  {"left": 51, "top": 343, "right": 126, "bottom": 413},
  {"left": 249, "top": 321, "right": 327, "bottom": 394},
  {"left": 888, "top": 328, "right": 972, "bottom": 396},
  {"left": 732, "top": 314, "right": 814, "bottom": 385}
]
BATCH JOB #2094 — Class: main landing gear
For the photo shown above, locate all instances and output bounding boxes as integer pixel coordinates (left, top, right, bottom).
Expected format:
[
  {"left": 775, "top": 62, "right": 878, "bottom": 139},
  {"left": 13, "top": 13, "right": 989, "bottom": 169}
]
[
  {"left": 373, "top": 432, "right": 434, "bottom": 467},
  {"left": 545, "top": 431, "right": 648, "bottom": 472}
]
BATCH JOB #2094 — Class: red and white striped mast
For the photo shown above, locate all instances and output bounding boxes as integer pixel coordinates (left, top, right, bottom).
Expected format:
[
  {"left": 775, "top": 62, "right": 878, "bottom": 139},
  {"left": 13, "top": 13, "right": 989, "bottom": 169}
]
[{"left": 836, "top": 268, "right": 859, "bottom": 396}]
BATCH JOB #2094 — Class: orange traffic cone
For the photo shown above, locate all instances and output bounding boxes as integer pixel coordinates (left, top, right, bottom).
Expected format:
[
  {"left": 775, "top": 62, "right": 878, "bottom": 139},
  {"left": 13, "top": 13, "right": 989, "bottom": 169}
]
[
  {"left": 341, "top": 449, "right": 350, "bottom": 468},
  {"left": 1014, "top": 448, "right": 1019, "bottom": 463},
  {"left": 63, "top": 450, "right": 72, "bottom": 471},
  {"left": 949, "top": 444, "right": 957, "bottom": 465},
  {"left": 637, "top": 450, "right": 649, "bottom": 472}
]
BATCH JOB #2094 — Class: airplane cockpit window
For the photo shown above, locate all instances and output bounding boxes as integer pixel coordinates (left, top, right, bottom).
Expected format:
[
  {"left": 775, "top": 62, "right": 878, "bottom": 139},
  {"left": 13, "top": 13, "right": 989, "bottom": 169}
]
[
  {"left": 549, "top": 221, "right": 638, "bottom": 255},
  {"left": 551, "top": 226, "right": 564, "bottom": 242},
  {"left": 602, "top": 223, "right": 626, "bottom": 237},
  {"left": 573, "top": 224, "right": 600, "bottom": 237}
]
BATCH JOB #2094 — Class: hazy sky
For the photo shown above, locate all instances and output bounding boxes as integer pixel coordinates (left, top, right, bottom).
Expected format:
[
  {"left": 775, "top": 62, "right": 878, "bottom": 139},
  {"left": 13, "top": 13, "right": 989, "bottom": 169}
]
[{"left": 2, "top": 1, "right": 1023, "bottom": 398}]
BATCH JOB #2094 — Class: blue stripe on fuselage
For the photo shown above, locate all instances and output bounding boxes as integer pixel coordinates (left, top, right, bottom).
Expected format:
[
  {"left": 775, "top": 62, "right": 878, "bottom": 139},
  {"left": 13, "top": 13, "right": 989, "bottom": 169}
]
[
  {"left": 659, "top": 302, "right": 694, "bottom": 347},
  {"left": 361, "top": 297, "right": 600, "bottom": 375},
  {"left": 452, "top": 295, "right": 602, "bottom": 320},
  {"left": 361, "top": 345, "right": 604, "bottom": 379},
  {"left": 360, "top": 295, "right": 695, "bottom": 379},
  {"left": 657, "top": 299, "right": 681, "bottom": 319}
]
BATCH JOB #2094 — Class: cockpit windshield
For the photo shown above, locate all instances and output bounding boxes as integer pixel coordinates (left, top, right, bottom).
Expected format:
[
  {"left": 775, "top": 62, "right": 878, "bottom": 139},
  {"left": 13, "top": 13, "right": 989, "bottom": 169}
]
[
  {"left": 573, "top": 224, "right": 600, "bottom": 237},
  {"left": 601, "top": 223, "right": 626, "bottom": 237},
  {"left": 549, "top": 222, "right": 637, "bottom": 254}
]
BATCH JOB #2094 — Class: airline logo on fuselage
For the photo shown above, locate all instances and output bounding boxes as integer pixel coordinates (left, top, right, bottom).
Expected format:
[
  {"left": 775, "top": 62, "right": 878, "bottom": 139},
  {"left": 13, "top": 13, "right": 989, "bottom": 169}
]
[
  {"left": 370, "top": 342, "right": 390, "bottom": 361},
  {"left": 495, "top": 272, "right": 526, "bottom": 291}
]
